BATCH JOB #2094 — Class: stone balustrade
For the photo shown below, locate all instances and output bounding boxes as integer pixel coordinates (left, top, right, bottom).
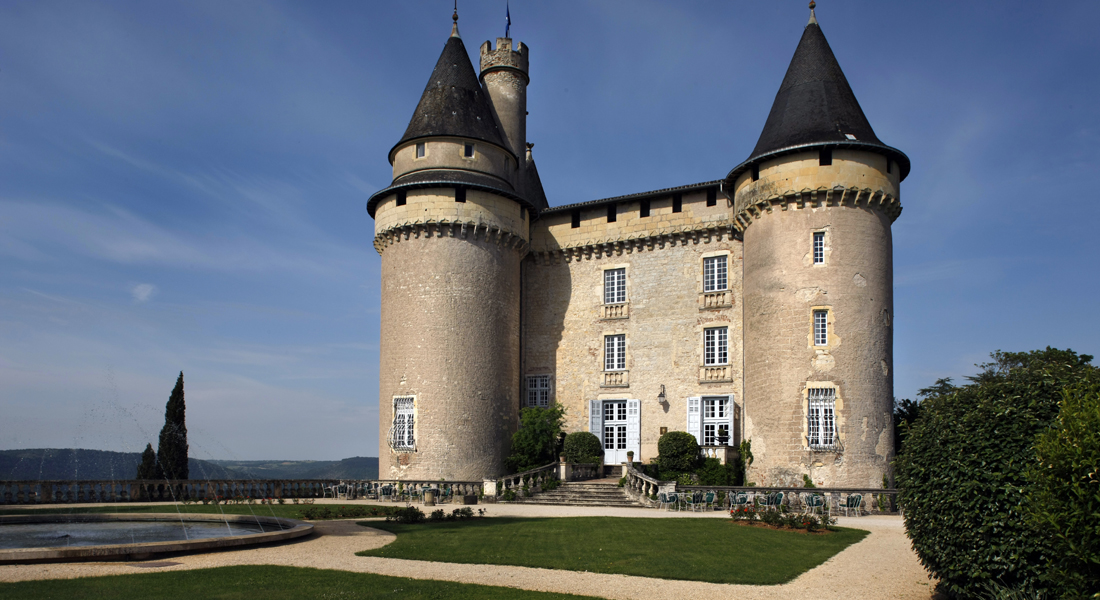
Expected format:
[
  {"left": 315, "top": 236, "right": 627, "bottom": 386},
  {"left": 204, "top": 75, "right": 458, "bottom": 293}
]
[
  {"left": 700, "top": 445, "right": 737, "bottom": 465},
  {"left": 486, "top": 462, "right": 560, "bottom": 501},
  {"left": 600, "top": 303, "right": 629, "bottom": 319},
  {"left": 699, "top": 290, "right": 732, "bottom": 309},
  {"left": 699, "top": 365, "right": 733, "bottom": 383},
  {"left": 601, "top": 370, "right": 629, "bottom": 387}
]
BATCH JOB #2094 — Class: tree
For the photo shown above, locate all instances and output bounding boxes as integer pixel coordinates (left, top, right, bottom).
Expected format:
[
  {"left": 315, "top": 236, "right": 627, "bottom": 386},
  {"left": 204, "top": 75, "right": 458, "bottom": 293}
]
[
  {"left": 156, "top": 372, "right": 188, "bottom": 480},
  {"left": 1026, "top": 381, "right": 1100, "bottom": 597},
  {"left": 895, "top": 348, "right": 1097, "bottom": 597},
  {"left": 505, "top": 404, "right": 565, "bottom": 473},
  {"left": 135, "top": 443, "right": 159, "bottom": 479},
  {"left": 657, "top": 431, "right": 700, "bottom": 475}
]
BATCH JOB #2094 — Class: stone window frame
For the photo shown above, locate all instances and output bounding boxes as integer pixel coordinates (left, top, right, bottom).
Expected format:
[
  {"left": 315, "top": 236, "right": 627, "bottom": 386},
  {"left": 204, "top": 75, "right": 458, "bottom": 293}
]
[
  {"left": 389, "top": 395, "right": 416, "bottom": 452},
  {"left": 810, "top": 227, "right": 831, "bottom": 267},
  {"left": 603, "top": 333, "right": 627, "bottom": 372},
  {"left": 802, "top": 384, "right": 843, "bottom": 451},
  {"left": 701, "top": 251, "right": 730, "bottom": 293},
  {"left": 524, "top": 374, "right": 552, "bottom": 408},
  {"left": 415, "top": 142, "right": 426, "bottom": 159},
  {"left": 703, "top": 326, "right": 729, "bottom": 366},
  {"left": 462, "top": 142, "right": 476, "bottom": 160},
  {"left": 811, "top": 307, "right": 836, "bottom": 349},
  {"left": 603, "top": 266, "right": 627, "bottom": 305}
]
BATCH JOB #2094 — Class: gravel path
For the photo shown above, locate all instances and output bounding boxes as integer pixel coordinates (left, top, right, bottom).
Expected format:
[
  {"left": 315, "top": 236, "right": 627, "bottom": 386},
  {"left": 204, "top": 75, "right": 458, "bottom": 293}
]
[{"left": 0, "top": 502, "right": 934, "bottom": 599}]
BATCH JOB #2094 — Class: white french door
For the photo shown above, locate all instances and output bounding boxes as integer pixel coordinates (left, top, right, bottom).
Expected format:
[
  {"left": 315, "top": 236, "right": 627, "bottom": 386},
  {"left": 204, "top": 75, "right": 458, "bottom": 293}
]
[{"left": 590, "top": 399, "right": 640, "bottom": 465}]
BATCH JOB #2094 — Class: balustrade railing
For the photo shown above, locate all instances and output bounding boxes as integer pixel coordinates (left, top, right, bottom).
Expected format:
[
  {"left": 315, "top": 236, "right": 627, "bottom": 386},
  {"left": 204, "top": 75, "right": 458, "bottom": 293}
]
[
  {"left": 700, "top": 290, "right": 732, "bottom": 309},
  {"left": 488, "top": 463, "right": 559, "bottom": 501},
  {"left": 699, "top": 365, "right": 733, "bottom": 383},
  {"left": 601, "top": 370, "right": 629, "bottom": 387},
  {"left": 600, "top": 303, "right": 629, "bottom": 319}
]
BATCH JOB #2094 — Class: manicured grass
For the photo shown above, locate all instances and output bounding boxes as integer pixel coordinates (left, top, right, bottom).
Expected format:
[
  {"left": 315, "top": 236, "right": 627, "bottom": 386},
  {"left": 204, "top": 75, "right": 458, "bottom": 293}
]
[
  {"left": 0, "top": 565, "right": 601, "bottom": 599},
  {"left": 358, "top": 517, "right": 868, "bottom": 585},
  {"left": 0, "top": 503, "right": 400, "bottom": 521}
]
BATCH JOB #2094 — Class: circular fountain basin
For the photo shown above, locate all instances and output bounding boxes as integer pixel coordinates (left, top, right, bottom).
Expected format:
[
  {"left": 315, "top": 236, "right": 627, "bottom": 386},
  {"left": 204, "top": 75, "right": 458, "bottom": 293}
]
[{"left": 0, "top": 513, "right": 313, "bottom": 564}]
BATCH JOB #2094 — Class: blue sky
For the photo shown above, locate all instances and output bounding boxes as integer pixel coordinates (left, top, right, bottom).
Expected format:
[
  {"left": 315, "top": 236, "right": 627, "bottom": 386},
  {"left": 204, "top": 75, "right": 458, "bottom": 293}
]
[{"left": 1, "top": 1, "right": 1097, "bottom": 461}]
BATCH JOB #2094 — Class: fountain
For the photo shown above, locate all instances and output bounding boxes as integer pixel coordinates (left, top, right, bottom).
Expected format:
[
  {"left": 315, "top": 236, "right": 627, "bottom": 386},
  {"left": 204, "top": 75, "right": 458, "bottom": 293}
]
[{"left": 0, "top": 513, "right": 312, "bottom": 564}]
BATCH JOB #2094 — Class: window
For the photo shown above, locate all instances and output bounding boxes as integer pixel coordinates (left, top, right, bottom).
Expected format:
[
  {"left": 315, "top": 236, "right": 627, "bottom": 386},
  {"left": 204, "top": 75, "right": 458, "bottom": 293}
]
[
  {"left": 640, "top": 199, "right": 650, "bottom": 218},
  {"left": 603, "top": 401, "right": 627, "bottom": 451},
  {"left": 604, "top": 334, "right": 625, "bottom": 371},
  {"left": 463, "top": 143, "right": 474, "bottom": 158},
  {"left": 607, "top": 203, "right": 616, "bottom": 223},
  {"left": 813, "top": 231, "right": 825, "bottom": 264},
  {"left": 525, "top": 375, "right": 551, "bottom": 408},
  {"left": 571, "top": 211, "right": 580, "bottom": 228},
  {"left": 521, "top": 207, "right": 527, "bottom": 221},
  {"left": 415, "top": 143, "right": 425, "bottom": 158},
  {"left": 389, "top": 396, "right": 415, "bottom": 450},
  {"left": 807, "top": 387, "right": 837, "bottom": 449},
  {"left": 704, "top": 327, "right": 728, "bottom": 366},
  {"left": 702, "top": 396, "right": 731, "bottom": 446},
  {"left": 706, "top": 188, "right": 717, "bottom": 207},
  {"left": 672, "top": 194, "right": 682, "bottom": 213},
  {"left": 819, "top": 148, "right": 832, "bottom": 166},
  {"left": 604, "top": 268, "right": 626, "bottom": 304},
  {"left": 396, "top": 190, "right": 407, "bottom": 207},
  {"left": 455, "top": 186, "right": 466, "bottom": 203},
  {"left": 814, "top": 310, "right": 828, "bottom": 346},
  {"left": 751, "top": 164, "right": 760, "bottom": 181},
  {"left": 703, "top": 255, "right": 728, "bottom": 292}
]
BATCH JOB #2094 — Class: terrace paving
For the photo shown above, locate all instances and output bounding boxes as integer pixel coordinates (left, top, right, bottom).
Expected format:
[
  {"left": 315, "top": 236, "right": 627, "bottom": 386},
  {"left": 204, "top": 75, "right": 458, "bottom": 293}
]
[{"left": 0, "top": 500, "right": 934, "bottom": 599}]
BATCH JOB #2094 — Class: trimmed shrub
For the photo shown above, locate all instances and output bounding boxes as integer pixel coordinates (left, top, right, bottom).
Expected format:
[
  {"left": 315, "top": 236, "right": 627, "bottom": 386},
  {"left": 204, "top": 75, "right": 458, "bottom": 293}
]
[
  {"left": 697, "top": 457, "right": 740, "bottom": 486},
  {"left": 1026, "top": 381, "right": 1100, "bottom": 597},
  {"left": 562, "top": 431, "right": 602, "bottom": 464},
  {"left": 657, "top": 431, "right": 700, "bottom": 474},
  {"left": 386, "top": 506, "right": 425, "bottom": 524},
  {"left": 895, "top": 348, "right": 1097, "bottom": 598}
]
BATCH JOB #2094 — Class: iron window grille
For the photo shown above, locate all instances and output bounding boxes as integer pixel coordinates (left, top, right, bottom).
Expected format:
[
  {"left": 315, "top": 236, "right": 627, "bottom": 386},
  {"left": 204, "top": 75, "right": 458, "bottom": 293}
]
[
  {"left": 813, "top": 232, "right": 825, "bottom": 264},
  {"left": 389, "top": 396, "right": 416, "bottom": 451},
  {"left": 604, "top": 334, "right": 626, "bottom": 371},
  {"left": 703, "top": 256, "right": 728, "bottom": 292},
  {"left": 814, "top": 310, "right": 828, "bottom": 346},
  {"left": 704, "top": 327, "right": 728, "bottom": 366},
  {"left": 604, "top": 268, "right": 626, "bottom": 304},
  {"left": 807, "top": 387, "right": 837, "bottom": 449},
  {"left": 525, "top": 375, "right": 551, "bottom": 408}
]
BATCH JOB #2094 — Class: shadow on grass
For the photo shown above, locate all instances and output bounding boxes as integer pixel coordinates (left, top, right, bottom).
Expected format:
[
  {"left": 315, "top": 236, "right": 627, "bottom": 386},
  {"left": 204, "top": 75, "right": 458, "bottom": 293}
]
[
  {"left": 357, "top": 516, "right": 868, "bottom": 585},
  {"left": 0, "top": 565, "right": 601, "bottom": 599}
]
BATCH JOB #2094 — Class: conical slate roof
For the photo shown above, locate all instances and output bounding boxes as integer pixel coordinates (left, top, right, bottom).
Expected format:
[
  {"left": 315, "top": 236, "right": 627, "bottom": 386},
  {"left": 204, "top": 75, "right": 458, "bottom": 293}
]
[
  {"left": 390, "top": 35, "right": 510, "bottom": 161},
  {"left": 728, "top": 12, "right": 909, "bottom": 181}
]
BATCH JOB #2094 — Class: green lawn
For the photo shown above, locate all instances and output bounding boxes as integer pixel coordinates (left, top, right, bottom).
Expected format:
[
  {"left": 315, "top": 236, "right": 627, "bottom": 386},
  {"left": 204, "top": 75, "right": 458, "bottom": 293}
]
[
  {"left": 357, "top": 517, "right": 868, "bottom": 585},
  {"left": 0, "top": 565, "right": 601, "bottom": 599},
  {"left": 0, "top": 503, "right": 399, "bottom": 521}
]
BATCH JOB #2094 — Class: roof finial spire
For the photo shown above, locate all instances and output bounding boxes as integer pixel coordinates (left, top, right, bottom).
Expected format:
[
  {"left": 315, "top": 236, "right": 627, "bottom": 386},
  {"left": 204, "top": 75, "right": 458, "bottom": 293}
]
[
  {"left": 808, "top": 1, "right": 818, "bottom": 26},
  {"left": 451, "top": 1, "right": 460, "bottom": 38}
]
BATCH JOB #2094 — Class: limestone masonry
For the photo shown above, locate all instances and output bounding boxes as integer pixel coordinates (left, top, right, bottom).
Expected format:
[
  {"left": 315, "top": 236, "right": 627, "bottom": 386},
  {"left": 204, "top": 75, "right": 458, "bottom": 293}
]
[{"left": 367, "top": 7, "right": 909, "bottom": 488}]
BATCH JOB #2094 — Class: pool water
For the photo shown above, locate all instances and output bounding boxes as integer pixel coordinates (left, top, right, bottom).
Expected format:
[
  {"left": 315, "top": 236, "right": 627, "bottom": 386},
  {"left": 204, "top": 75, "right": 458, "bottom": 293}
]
[{"left": 0, "top": 520, "right": 274, "bottom": 549}]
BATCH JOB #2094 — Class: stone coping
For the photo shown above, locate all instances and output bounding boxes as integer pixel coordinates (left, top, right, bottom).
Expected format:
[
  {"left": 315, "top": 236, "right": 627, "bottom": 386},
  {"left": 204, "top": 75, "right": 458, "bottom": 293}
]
[{"left": 0, "top": 513, "right": 312, "bottom": 565}]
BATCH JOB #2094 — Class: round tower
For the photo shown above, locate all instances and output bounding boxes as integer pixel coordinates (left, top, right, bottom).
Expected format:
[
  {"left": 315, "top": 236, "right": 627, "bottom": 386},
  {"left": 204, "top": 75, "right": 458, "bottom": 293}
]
[
  {"left": 367, "top": 15, "right": 540, "bottom": 481},
  {"left": 726, "top": 5, "right": 909, "bottom": 488}
]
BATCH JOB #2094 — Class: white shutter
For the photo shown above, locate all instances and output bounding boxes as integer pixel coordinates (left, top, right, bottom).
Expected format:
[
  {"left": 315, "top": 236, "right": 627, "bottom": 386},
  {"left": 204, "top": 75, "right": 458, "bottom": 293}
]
[
  {"left": 687, "top": 396, "right": 702, "bottom": 445},
  {"left": 589, "top": 400, "right": 603, "bottom": 448},
  {"left": 626, "top": 399, "right": 640, "bottom": 457},
  {"left": 726, "top": 395, "right": 736, "bottom": 446}
]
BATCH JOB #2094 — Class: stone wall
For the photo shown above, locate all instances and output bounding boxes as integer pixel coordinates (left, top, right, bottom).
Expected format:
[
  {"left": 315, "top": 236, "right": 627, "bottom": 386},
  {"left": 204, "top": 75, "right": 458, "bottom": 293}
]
[{"left": 524, "top": 189, "right": 743, "bottom": 462}]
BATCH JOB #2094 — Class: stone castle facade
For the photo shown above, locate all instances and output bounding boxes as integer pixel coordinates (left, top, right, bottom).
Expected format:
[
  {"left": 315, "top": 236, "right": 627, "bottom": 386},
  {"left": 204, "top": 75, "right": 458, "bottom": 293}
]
[{"left": 367, "top": 7, "right": 908, "bottom": 488}]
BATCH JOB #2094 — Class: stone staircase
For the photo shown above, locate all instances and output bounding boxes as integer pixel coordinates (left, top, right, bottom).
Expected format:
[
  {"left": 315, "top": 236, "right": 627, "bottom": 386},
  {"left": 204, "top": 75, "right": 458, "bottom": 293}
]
[{"left": 520, "top": 479, "right": 645, "bottom": 508}]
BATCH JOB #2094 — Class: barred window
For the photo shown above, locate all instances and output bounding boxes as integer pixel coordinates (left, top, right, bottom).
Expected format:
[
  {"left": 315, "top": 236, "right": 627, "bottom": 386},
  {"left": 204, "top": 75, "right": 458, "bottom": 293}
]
[
  {"left": 807, "top": 387, "right": 837, "bottom": 449},
  {"left": 704, "top": 327, "right": 728, "bottom": 366},
  {"left": 525, "top": 375, "right": 551, "bottom": 408},
  {"left": 389, "top": 396, "right": 415, "bottom": 450},
  {"left": 604, "top": 268, "right": 626, "bottom": 304},
  {"left": 703, "top": 256, "right": 727, "bottom": 292},
  {"left": 813, "top": 232, "right": 825, "bottom": 264},
  {"left": 814, "top": 310, "right": 828, "bottom": 346},
  {"left": 604, "top": 334, "right": 626, "bottom": 371}
]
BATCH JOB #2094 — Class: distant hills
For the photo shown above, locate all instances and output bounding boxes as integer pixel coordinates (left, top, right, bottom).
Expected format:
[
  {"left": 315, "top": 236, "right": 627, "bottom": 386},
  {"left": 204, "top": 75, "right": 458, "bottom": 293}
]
[{"left": 0, "top": 449, "right": 378, "bottom": 481}]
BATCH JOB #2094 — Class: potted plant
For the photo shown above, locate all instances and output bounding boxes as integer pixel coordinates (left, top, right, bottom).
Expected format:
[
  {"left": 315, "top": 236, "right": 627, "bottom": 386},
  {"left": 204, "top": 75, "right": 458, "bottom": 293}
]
[{"left": 626, "top": 451, "right": 634, "bottom": 463}]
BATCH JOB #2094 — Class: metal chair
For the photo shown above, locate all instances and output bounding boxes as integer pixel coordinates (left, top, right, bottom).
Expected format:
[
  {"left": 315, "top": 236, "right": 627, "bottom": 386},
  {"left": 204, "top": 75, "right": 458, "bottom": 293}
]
[
  {"left": 729, "top": 492, "right": 750, "bottom": 510},
  {"left": 843, "top": 494, "right": 863, "bottom": 517},
  {"left": 803, "top": 493, "right": 825, "bottom": 515},
  {"left": 764, "top": 491, "right": 784, "bottom": 511},
  {"left": 656, "top": 492, "right": 670, "bottom": 510},
  {"left": 703, "top": 492, "right": 716, "bottom": 510}
]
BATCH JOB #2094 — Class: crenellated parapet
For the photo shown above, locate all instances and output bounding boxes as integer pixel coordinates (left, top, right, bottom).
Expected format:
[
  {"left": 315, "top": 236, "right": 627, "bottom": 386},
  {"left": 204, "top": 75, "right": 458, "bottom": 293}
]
[
  {"left": 373, "top": 219, "right": 529, "bottom": 255},
  {"left": 529, "top": 219, "right": 738, "bottom": 266},
  {"left": 732, "top": 186, "right": 901, "bottom": 233}
]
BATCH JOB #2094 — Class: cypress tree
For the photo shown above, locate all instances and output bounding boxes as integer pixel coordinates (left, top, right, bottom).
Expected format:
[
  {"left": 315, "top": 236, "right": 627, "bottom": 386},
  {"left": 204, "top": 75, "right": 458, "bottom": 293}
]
[
  {"left": 136, "top": 443, "right": 159, "bottom": 479},
  {"left": 156, "top": 372, "right": 188, "bottom": 480}
]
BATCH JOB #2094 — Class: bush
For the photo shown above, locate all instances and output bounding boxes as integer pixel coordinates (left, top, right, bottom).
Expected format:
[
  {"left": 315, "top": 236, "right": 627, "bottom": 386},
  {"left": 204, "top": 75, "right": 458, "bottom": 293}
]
[
  {"left": 386, "top": 506, "right": 425, "bottom": 524},
  {"left": 698, "top": 457, "right": 740, "bottom": 486},
  {"left": 1026, "top": 381, "right": 1100, "bottom": 597},
  {"left": 657, "top": 431, "right": 700, "bottom": 474},
  {"left": 562, "top": 431, "right": 602, "bottom": 464},
  {"left": 895, "top": 348, "right": 1097, "bottom": 598},
  {"left": 505, "top": 405, "right": 566, "bottom": 473},
  {"left": 500, "top": 488, "right": 517, "bottom": 502}
]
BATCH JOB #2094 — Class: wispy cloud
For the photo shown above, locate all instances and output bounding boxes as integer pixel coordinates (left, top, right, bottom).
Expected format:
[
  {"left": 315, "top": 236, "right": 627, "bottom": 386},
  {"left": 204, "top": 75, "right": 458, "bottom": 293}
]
[{"left": 130, "top": 283, "right": 156, "bottom": 303}]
